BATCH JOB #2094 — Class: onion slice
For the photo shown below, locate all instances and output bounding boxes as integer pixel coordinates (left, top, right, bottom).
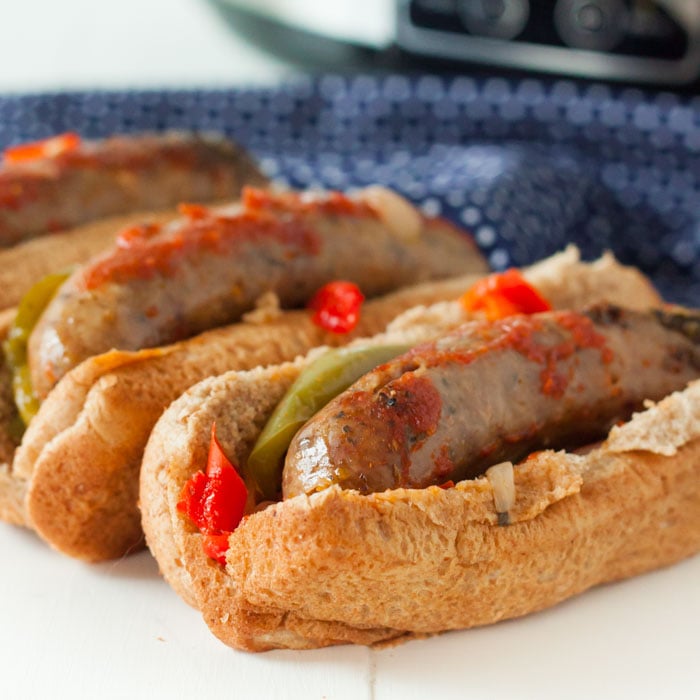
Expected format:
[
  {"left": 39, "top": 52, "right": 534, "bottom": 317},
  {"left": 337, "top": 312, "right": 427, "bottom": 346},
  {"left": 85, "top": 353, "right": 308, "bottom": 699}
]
[
  {"left": 360, "top": 186, "right": 422, "bottom": 241},
  {"left": 486, "top": 461, "right": 516, "bottom": 525}
]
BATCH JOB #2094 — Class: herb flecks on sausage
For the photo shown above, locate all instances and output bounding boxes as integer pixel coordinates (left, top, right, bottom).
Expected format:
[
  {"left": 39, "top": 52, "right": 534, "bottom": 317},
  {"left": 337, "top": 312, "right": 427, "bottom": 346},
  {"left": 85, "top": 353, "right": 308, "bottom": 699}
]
[{"left": 282, "top": 306, "right": 700, "bottom": 497}]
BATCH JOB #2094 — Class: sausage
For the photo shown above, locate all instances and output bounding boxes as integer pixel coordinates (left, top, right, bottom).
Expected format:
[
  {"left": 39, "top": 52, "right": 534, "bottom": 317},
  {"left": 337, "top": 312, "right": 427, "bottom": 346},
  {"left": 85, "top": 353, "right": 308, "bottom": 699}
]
[
  {"left": 0, "top": 132, "right": 266, "bottom": 246},
  {"left": 27, "top": 187, "right": 487, "bottom": 398},
  {"left": 282, "top": 306, "right": 700, "bottom": 497}
]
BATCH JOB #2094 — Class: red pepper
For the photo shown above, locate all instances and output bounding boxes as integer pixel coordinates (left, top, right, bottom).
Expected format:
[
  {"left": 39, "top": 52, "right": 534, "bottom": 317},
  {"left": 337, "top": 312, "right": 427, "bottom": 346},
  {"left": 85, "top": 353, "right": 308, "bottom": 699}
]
[
  {"left": 202, "top": 534, "right": 233, "bottom": 566},
  {"left": 460, "top": 269, "right": 552, "bottom": 320},
  {"left": 308, "top": 280, "right": 365, "bottom": 334},
  {"left": 3, "top": 132, "right": 82, "bottom": 164},
  {"left": 176, "top": 423, "right": 248, "bottom": 565}
]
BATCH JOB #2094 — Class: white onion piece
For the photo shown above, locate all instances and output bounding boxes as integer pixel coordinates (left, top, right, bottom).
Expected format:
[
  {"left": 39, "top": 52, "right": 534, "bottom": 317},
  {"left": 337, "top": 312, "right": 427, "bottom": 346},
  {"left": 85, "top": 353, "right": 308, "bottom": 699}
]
[
  {"left": 360, "top": 186, "right": 422, "bottom": 241},
  {"left": 486, "top": 461, "right": 516, "bottom": 519}
]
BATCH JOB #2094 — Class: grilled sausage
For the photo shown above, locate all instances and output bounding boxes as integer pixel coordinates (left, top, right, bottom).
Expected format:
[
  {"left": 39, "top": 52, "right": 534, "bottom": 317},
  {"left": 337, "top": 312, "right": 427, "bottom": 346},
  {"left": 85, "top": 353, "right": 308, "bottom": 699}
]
[
  {"left": 0, "top": 132, "right": 266, "bottom": 246},
  {"left": 282, "top": 306, "right": 700, "bottom": 497},
  {"left": 27, "top": 187, "right": 487, "bottom": 398}
]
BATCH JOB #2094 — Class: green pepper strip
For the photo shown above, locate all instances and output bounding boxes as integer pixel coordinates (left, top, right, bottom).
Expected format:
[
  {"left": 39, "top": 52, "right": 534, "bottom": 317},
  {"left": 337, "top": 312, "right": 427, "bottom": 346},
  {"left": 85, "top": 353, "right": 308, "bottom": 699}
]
[
  {"left": 247, "top": 343, "right": 411, "bottom": 501},
  {"left": 3, "top": 270, "right": 72, "bottom": 426}
]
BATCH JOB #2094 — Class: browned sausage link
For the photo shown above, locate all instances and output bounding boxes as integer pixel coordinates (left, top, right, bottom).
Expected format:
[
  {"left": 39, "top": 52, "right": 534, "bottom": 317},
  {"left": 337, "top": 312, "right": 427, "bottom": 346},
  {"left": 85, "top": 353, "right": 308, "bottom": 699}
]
[
  {"left": 0, "top": 132, "right": 266, "bottom": 246},
  {"left": 282, "top": 305, "right": 700, "bottom": 497},
  {"left": 28, "top": 188, "right": 487, "bottom": 398}
]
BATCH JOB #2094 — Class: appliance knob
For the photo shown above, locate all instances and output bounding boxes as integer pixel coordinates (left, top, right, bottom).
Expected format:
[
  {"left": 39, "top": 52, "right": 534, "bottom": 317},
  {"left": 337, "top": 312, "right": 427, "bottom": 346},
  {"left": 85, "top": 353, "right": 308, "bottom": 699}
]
[
  {"left": 554, "top": 0, "right": 628, "bottom": 51},
  {"left": 458, "top": 0, "right": 530, "bottom": 40}
]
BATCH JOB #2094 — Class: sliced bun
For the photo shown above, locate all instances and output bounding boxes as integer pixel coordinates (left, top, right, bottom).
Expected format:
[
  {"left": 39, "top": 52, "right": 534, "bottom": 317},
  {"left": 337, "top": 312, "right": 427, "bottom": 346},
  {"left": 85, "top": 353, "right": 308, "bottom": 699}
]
[{"left": 142, "top": 334, "right": 700, "bottom": 650}]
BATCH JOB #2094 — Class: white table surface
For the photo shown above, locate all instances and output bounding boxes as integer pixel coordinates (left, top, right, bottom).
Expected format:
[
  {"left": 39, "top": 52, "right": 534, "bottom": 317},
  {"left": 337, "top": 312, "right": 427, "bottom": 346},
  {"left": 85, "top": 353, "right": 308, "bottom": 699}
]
[
  {"left": 1, "top": 2, "right": 699, "bottom": 698},
  {"left": 1, "top": 522, "right": 699, "bottom": 699}
]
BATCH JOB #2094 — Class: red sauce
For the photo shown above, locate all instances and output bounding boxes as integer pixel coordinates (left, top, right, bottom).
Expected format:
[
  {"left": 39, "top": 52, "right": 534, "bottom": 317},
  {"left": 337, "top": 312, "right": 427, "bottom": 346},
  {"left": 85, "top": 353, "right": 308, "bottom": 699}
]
[
  {"left": 81, "top": 207, "right": 321, "bottom": 290},
  {"left": 0, "top": 171, "right": 46, "bottom": 210},
  {"left": 115, "top": 222, "right": 163, "bottom": 248},
  {"left": 432, "top": 445, "right": 455, "bottom": 479},
  {"left": 556, "top": 311, "right": 614, "bottom": 364},
  {"left": 178, "top": 202, "right": 210, "bottom": 220},
  {"left": 242, "top": 186, "right": 376, "bottom": 219},
  {"left": 80, "top": 187, "right": 373, "bottom": 290},
  {"left": 391, "top": 373, "right": 442, "bottom": 437},
  {"left": 406, "top": 311, "right": 614, "bottom": 399},
  {"left": 364, "top": 373, "right": 443, "bottom": 478},
  {"left": 0, "top": 136, "right": 228, "bottom": 214}
]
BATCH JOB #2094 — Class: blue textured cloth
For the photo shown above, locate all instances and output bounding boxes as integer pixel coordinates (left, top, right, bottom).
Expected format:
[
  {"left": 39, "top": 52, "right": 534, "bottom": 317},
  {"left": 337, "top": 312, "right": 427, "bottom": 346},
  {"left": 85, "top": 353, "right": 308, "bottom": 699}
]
[{"left": 1, "top": 75, "right": 698, "bottom": 304}]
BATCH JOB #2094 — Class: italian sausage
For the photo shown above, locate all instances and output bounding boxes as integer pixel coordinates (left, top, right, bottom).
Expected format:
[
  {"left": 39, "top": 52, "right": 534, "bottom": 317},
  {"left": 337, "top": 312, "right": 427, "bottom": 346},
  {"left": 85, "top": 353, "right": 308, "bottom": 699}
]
[
  {"left": 283, "top": 305, "right": 700, "bottom": 497},
  {"left": 28, "top": 187, "right": 487, "bottom": 398},
  {"left": 0, "top": 131, "right": 266, "bottom": 246}
]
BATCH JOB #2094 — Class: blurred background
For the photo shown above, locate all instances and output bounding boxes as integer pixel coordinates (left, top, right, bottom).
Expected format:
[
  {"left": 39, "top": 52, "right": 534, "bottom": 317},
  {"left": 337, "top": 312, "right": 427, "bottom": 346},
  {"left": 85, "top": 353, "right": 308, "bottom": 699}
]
[
  {"left": 1, "top": 1, "right": 699, "bottom": 302},
  {"left": 2, "top": 0, "right": 699, "bottom": 92}
]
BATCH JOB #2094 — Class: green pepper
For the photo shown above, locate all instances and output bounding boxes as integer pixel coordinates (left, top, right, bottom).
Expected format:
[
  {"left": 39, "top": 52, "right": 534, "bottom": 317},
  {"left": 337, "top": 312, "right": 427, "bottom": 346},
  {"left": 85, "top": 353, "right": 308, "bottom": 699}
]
[
  {"left": 247, "top": 343, "right": 411, "bottom": 500},
  {"left": 3, "top": 270, "right": 72, "bottom": 426}
]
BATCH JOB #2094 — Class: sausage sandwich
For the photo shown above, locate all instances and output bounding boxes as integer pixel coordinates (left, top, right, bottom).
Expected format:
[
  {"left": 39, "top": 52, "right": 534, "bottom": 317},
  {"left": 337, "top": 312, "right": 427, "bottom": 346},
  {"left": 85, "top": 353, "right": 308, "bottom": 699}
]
[{"left": 138, "top": 250, "right": 692, "bottom": 651}]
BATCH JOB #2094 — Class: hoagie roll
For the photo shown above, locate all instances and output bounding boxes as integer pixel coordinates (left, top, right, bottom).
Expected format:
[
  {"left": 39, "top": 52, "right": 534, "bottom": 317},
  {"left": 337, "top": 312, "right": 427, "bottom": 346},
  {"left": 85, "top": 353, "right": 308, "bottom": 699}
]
[{"left": 138, "top": 251, "right": 696, "bottom": 652}]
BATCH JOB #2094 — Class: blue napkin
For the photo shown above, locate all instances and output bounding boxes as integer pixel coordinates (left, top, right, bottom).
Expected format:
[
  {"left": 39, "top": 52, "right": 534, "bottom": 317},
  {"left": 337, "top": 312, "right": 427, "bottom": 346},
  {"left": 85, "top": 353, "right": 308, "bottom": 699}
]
[{"left": 1, "top": 75, "right": 698, "bottom": 304}]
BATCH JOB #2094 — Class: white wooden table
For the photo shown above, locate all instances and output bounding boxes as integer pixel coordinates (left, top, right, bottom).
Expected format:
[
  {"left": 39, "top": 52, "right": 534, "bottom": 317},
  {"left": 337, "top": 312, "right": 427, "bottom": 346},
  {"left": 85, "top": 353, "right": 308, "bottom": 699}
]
[{"left": 1, "top": 523, "right": 698, "bottom": 699}]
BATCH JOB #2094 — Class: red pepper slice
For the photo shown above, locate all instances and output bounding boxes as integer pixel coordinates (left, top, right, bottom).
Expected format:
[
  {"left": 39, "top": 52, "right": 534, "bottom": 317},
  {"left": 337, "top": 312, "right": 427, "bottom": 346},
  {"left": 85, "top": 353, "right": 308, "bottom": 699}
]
[
  {"left": 460, "top": 269, "right": 552, "bottom": 320},
  {"left": 3, "top": 132, "right": 82, "bottom": 164},
  {"left": 176, "top": 423, "right": 248, "bottom": 564},
  {"left": 308, "top": 280, "right": 365, "bottom": 334},
  {"left": 202, "top": 534, "right": 233, "bottom": 566}
]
